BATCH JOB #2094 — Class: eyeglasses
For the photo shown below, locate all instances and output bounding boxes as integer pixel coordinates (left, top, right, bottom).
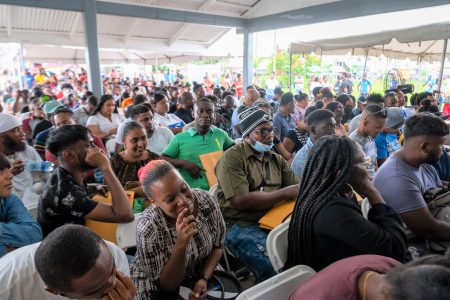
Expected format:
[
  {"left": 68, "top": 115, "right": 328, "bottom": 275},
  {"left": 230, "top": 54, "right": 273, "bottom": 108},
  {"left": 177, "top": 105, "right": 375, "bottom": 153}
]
[
  {"left": 254, "top": 127, "right": 274, "bottom": 137},
  {"left": 365, "top": 108, "right": 388, "bottom": 121}
]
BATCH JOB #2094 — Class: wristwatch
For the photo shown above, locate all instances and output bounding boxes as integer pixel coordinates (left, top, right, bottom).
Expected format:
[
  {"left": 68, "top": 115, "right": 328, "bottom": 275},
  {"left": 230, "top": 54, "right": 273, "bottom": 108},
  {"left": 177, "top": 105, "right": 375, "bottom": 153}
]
[{"left": 199, "top": 273, "right": 210, "bottom": 282}]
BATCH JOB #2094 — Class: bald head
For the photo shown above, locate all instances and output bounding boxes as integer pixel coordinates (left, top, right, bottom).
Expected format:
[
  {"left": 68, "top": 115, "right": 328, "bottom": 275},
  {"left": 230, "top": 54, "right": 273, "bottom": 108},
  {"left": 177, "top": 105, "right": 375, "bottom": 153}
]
[{"left": 245, "top": 89, "right": 260, "bottom": 106}]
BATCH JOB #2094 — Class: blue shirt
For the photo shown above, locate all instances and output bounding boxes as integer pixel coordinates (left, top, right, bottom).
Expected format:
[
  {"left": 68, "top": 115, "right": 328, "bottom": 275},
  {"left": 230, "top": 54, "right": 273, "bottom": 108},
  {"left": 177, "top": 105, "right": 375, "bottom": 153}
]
[
  {"left": 0, "top": 193, "right": 42, "bottom": 257},
  {"left": 375, "top": 132, "right": 401, "bottom": 160},
  {"left": 291, "top": 137, "right": 314, "bottom": 179},
  {"left": 434, "top": 151, "right": 450, "bottom": 181},
  {"left": 273, "top": 112, "right": 296, "bottom": 142},
  {"left": 359, "top": 79, "right": 372, "bottom": 94}
]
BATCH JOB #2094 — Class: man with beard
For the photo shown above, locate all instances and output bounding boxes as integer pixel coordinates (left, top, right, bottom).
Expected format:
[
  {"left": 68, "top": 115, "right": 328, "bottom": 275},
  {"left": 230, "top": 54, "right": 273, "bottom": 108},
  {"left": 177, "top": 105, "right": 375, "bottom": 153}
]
[
  {"left": 115, "top": 104, "right": 174, "bottom": 155},
  {"left": 162, "top": 98, "right": 234, "bottom": 190},
  {"left": 374, "top": 113, "right": 450, "bottom": 243},
  {"left": 0, "top": 113, "right": 43, "bottom": 199},
  {"left": 38, "top": 125, "right": 134, "bottom": 237}
]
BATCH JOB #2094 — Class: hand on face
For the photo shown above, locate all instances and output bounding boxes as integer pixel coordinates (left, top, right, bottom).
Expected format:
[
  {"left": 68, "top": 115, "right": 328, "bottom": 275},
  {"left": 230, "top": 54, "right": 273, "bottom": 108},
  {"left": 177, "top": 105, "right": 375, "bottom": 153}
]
[
  {"left": 102, "top": 271, "right": 136, "bottom": 300},
  {"left": 348, "top": 164, "right": 375, "bottom": 197},
  {"left": 175, "top": 207, "right": 197, "bottom": 247},
  {"left": 84, "top": 146, "right": 110, "bottom": 170}
]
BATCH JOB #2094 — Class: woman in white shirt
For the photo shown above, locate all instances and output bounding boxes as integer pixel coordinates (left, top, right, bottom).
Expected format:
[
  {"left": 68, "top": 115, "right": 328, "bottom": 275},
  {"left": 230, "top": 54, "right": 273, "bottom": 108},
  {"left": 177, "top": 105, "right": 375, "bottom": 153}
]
[
  {"left": 152, "top": 93, "right": 184, "bottom": 134},
  {"left": 87, "top": 94, "right": 125, "bottom": 153}
]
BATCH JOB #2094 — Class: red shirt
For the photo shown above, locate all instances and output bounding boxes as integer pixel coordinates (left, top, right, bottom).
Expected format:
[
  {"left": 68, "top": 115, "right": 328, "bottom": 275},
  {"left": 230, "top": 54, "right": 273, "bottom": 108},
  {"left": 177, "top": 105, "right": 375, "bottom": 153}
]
[{"left": 289, "top": 255, "right": 400, "bottom": 300}]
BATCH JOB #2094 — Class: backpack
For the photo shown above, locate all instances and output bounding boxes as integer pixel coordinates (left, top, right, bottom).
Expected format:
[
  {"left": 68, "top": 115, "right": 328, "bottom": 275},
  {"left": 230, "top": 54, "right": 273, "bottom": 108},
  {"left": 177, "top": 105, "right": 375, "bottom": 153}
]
[{"left": 424, "top": 187, "right": 450, "bottom": 252}]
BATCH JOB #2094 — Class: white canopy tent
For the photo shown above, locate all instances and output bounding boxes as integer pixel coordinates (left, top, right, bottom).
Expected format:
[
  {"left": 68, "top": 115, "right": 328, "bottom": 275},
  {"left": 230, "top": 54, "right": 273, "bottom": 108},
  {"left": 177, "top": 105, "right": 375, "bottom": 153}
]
[{"left": 290, "top": 22, "right": 450, "bottom": 62}]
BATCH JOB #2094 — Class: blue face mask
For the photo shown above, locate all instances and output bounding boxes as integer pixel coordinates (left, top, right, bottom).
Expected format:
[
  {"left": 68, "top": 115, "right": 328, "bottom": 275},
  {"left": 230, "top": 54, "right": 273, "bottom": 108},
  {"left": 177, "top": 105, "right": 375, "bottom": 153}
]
[{"left": 249, "top": 135, "right": 273, "bottom": 153}]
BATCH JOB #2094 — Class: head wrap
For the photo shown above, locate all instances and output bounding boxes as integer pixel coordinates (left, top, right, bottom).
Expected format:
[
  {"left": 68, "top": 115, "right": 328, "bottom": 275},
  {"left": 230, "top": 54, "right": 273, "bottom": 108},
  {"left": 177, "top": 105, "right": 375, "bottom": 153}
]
[
  {"left": 0, "top": 113, "right": 22, "bottom": 133},
  {"left": 238, "top": 106, "right": 272, "bottom": 138}
]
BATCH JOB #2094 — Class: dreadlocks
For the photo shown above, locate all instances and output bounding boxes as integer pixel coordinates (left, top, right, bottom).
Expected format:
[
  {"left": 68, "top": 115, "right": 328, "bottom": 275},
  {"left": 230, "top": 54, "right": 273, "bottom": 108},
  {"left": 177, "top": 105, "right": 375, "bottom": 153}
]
[{"left": 285, "top": 135, "right": 355, "bottom": 268}]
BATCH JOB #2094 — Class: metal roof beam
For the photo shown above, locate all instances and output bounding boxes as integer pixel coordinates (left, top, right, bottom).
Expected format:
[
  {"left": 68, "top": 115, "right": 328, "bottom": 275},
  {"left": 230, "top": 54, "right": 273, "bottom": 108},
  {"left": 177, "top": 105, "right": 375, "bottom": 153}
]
[
  {"left": 0, "top": 0, "right": 246, "bottom": 29},
  {"left": 167, "top": 0, "right": 217, "bottom": 47},
  {"left": 96, "top": 1, "right": 246, "bottom": 29},
  {"left": 247, "top": 0, "right": 450, "bottom": 32}
]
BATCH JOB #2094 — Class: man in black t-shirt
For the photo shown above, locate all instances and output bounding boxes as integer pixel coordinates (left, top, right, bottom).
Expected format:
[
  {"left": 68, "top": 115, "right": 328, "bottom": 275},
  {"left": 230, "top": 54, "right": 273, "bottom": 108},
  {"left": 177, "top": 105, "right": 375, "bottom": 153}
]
[{"left": 38, "top": 125, "right": 134, "bottom": 237}]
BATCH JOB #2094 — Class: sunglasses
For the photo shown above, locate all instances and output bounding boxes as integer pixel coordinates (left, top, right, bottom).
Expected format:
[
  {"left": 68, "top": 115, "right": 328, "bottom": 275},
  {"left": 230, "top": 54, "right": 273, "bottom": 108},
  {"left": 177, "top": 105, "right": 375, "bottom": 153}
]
[
  {"left": 365, "top": 108, "right": 388, "bottom": 121},
  {"left": 254, "top": 127, "right": 274, "bottom": 137}
]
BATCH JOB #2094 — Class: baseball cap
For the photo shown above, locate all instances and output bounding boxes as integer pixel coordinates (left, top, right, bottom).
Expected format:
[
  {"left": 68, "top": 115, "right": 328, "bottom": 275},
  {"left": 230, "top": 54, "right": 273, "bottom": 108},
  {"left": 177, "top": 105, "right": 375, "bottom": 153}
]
[
  {"left": 385, "top": 107, "right": 405, "bottom": 129},
  {"left": 43, "top": 100, "right": 64, "bottom": 115}
]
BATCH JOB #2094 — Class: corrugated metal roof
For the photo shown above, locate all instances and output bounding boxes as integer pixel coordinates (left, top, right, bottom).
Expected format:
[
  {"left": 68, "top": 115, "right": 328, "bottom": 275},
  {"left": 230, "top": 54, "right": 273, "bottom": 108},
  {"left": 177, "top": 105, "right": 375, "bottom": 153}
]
[{"left": 1, "top": 3, "right": 246, "bottom": 46}]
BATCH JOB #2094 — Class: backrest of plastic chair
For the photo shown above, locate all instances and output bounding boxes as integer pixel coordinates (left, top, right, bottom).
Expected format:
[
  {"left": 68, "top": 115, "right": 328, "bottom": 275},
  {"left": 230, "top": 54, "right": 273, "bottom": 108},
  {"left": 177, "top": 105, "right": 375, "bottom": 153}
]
[
  {"left": 267, "top": 220, "right": 290, "bottom": 273},
  {"left": 116, "top": 213, "right": 141, "bottom": 249},
  {"left": 85, "top": 192, "right": 134, "bottom": 244},
  {"left": 361, "top": 197, "right": 371, "bottom": 219},
  {"left": 236, "top": 265, "right": 316, "bottom": 300},
  {"left": 209, "top": 183, "right": 218, "bottom": 199}
]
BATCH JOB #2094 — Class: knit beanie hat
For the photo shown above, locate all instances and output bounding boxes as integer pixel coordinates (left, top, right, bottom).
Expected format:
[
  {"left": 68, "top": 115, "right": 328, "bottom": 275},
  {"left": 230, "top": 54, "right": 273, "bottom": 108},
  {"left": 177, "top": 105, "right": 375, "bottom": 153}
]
[{"left": 238, "top": 106, "right": 272, "bottom": 138}]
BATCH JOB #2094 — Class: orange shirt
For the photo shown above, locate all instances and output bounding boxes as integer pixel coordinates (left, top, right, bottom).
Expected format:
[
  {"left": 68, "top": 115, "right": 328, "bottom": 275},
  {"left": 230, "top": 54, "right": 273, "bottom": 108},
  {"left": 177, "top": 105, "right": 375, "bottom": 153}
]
[{"left": 121, "top": 98, "right": 133, "bottom": 109}]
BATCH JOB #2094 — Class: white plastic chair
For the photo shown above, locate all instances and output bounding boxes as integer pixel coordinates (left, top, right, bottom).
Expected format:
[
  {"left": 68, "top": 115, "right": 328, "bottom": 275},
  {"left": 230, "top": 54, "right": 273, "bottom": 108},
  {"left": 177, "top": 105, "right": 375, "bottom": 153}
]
[
  {"left": 235, "top": 265, "right": 316, "bottom": 300},
  {"left": 267, "top": 220, "right": 290, "bottom": 273},
  {"left": 209, "top": 183, "right": 218, "bottom": 199},
  {"left": 360, "top": 197, "right": 371, "bottom": 219},
  {"left": 116, "top": 213, "right": 141, "bottom": 249}
]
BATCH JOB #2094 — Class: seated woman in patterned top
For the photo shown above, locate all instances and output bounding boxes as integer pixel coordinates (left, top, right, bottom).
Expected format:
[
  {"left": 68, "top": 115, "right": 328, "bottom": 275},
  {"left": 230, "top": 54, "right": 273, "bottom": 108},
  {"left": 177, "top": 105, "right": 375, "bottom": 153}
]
[
  {"left": 110, "top": 121, "right": 159, "bottom": 197},
  {"left": 131, "top": 160, "right": 226, "bottom": 300}
]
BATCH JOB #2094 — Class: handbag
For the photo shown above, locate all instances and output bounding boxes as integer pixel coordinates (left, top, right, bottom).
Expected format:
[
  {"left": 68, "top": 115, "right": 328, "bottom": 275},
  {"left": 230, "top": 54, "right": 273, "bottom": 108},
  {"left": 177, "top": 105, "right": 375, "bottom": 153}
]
[
  {"left": 179, "top": 270, "right": 242, "bottom": 300},
  {"left": 424, "top": 187, "right": 450, "bottom": 252}
]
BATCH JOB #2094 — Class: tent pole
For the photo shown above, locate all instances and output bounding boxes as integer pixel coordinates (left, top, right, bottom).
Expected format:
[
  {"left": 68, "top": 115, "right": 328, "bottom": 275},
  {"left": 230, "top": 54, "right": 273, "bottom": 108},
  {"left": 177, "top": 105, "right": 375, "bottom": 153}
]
[
  {"left": 437, "top": 39, "right": 448, "bottom": 99},
  {"left": 289, "top": 51, "right": 293, "bottom": 92},
  {"left": 362, "top": 49, "right": 368, "bottom": 77}
]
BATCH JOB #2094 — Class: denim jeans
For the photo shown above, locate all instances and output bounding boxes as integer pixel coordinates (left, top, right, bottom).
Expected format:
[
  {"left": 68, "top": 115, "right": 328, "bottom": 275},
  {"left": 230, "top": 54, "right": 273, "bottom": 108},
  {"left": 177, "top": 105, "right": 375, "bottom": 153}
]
[{"left": 225, "top": 224, "right": 276, "bottom": 283}]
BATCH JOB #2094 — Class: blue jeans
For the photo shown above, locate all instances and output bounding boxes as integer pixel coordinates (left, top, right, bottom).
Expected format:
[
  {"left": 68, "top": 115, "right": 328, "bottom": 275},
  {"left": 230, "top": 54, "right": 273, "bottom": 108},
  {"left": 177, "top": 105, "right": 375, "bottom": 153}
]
[{"left": 225, "top": 224, "right": 276, "bottom": 282}]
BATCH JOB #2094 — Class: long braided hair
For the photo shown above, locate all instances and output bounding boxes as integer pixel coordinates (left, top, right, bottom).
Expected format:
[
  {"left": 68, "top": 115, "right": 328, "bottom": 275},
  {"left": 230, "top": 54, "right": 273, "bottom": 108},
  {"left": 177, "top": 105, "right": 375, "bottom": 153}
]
[{"left": 286, "top": 135, "right": 355, "bottom": 268}]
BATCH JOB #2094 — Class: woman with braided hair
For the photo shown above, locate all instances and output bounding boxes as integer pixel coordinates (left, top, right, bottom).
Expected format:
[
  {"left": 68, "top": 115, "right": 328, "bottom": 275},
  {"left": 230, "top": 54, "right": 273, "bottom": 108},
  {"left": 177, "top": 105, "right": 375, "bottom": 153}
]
[{"left": 286, "top": 135, "right": 409, "bottom": 271}]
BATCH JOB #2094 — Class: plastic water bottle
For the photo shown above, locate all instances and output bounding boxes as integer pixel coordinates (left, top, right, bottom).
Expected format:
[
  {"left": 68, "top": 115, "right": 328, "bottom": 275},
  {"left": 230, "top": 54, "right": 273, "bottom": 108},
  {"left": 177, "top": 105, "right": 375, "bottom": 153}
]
[
  {"left": 25, "top": 161, "right": 54, "bottom": 173},
  {"left": 94, "top": 168, "right": 104, "bottom": 184}
]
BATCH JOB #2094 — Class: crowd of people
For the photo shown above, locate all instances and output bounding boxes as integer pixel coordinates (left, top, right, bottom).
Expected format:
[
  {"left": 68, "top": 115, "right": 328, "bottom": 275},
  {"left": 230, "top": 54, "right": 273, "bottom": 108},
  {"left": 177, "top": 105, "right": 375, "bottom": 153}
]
[{"left": 0, "top": 66, "right": 450, "bottom": 300}]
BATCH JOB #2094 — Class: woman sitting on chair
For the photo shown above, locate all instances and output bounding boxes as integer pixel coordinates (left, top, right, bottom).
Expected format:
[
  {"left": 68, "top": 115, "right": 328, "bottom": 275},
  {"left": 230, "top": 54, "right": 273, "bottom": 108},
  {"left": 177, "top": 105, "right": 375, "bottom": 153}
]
[
  {"left": 87, "top": 94, "right": 125, "bottom": 153},
  {"left": 286, "top": 135, "right": 409, "bottom": 271},
  {"left": 131, "top": 160, "right": 226, "bottom": 300},
  {"left": 110, "top": 121, "right": 159, "bottom": 197}
]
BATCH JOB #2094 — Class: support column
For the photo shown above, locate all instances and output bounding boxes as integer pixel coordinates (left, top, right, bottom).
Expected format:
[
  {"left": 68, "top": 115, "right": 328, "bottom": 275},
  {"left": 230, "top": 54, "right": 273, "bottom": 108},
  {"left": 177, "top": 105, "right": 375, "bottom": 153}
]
[
  {"left": 243, "top": 30, "right": 254, "bottom": 90},
  {"left": 437, "top": 39, "right": 448, "bottom": 98},
  {"left": 289, "top": 51, "right": 293, "bottom": 92},
  {"left": 362, "top": 48, "right": 369, "bottom": 78},
  {"left": 83, "top": 0, "right": 102, "bottom": 97}
]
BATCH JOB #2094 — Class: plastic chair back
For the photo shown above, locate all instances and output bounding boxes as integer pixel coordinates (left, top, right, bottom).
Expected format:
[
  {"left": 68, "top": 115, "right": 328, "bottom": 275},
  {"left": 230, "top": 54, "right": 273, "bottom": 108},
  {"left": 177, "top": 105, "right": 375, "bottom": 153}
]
[
  {"left": 235, "top": 265, "right": 316, "bottom": 300},
  {"left": 266, "top": 220, "right": 290, "bottom": 273}
]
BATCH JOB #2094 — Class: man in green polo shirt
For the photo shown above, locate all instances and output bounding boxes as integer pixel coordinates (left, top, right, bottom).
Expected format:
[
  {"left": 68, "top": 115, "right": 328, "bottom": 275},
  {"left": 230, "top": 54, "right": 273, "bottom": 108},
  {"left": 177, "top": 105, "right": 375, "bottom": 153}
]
[
  {"left": 162, "top": 97, "right": 234, "bottom": 190},
  {"left": 215, "top": 106, "right": 299, "bottom": 283}
]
